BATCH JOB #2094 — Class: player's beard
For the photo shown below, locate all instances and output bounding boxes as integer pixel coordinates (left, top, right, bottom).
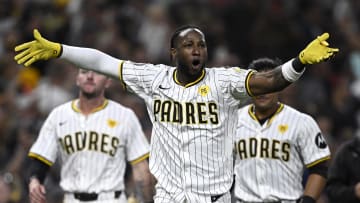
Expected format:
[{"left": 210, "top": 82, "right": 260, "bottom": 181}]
[{"left": 81, "top": 89, "right": 101, "bottom": 99}]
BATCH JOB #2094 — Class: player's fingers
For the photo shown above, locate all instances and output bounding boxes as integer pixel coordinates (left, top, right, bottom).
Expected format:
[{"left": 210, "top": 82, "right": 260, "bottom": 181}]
[
  {"left": 320, "top": 40, "right": 329, "bottom": 46},
  {"left": 17, "top": 49, "right": 42, "bottom": 65},
  {"left": 14, "top": 49, "right": 30, "bottom": 61},
  {"left": 30, "top": 190, "right": 45, "bottom": 203},
  {"left": 40, "top": 185, "right": 46, "bottom": 194},
  {"left": 328, "top": 47, "right": 339, "bottom": 53},
  {"left": 317, "top": 33, "right": 330, "bottom": 42},
  {"left": 14, "top": 41, "right": 36, "bottom": 52},
  {"left": 17, "top": 50, "right": 41, "bottom": 66},
  {"left": 33, "top": 29, "right": 42, "bottom": 41},
  {"left": 25, "top": 57, "right": 37, "bottom": 67}
]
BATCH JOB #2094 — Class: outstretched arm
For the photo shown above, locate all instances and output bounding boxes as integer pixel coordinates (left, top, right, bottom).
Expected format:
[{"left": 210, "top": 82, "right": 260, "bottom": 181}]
[
  {"left": 14, "top": 29, "right": 121, "bottom": 79},
  {"left": 248, "top": 33, "right": 339, "bottom": 96}
]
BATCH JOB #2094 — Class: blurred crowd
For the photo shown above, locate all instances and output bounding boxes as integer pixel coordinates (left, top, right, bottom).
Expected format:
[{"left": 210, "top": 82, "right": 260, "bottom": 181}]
[{"left": 1, "top": 0, "right": 360, "bottom": 202}]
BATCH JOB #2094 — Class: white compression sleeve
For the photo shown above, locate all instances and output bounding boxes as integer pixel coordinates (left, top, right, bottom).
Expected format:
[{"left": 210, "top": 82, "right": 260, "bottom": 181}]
[{"left": 60, "top": 45, "right": 121, "bottom": 78}]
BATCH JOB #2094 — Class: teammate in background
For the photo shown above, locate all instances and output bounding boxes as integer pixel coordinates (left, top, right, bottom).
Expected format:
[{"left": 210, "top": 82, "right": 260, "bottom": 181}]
[
  {"left": 27, "top": 69, "right": 154, "bottom": 203},
  {"left": 14, "top": 25, "right": 338, "bottom": 203},
  {"left": 233, "top": 58, "right": 331, "bottom": 203},
  {"left": 326, "top": 134, "right": 360, "bottom": 203}
]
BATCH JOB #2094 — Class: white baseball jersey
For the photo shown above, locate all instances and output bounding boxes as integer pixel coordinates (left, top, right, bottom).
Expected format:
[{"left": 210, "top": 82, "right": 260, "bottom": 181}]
[
  {"left": 233, "top": 103, "right": 330, "bottom": 202},
  {"left": 29, "top": 99, "right": 150, "bottom": 194},
  {"left": 119, "top": 60, "right": 253, "bottom": 202}
]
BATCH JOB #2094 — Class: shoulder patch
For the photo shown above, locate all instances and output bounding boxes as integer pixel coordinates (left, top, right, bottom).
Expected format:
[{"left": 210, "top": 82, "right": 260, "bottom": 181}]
[{"left": 315, "top": 133, "right": 327, "bottom": 149}]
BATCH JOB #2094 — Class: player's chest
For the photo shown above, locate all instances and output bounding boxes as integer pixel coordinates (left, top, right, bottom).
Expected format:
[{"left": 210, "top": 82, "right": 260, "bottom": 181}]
[
  {"left": 55, "top": 113, "right": 125, "bottom": 139},
  {"left": 152, "top": 80, "right": 220, "bottom": 102},
  {"left": 236, "top": 118, "right": 296, "bottom": 141}
]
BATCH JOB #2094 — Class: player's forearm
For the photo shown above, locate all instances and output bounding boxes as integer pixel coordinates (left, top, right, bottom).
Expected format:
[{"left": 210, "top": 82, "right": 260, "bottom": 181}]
[
  {"left": 61, "top": 45, "right": 121, "bottom": 79},
  {"left": 132, "top": 161, "right": 155, "bottom": 202},
  {"left": 134, "top": 179, "right": 155, "bottom": 203},
  {"left": 303, "top": 174, "right": 327, "bottom": 201},
  {"left": 27, "top": 158, "right": 50, "bottom": 184},
  {"left": 250, "top": 57, "right": 305, "bottom": 96}
]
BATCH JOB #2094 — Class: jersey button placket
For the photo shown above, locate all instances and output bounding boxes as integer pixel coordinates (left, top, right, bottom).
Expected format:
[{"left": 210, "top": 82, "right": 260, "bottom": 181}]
[
  {"left": 79, "top": 115, "right": 87, "bottom": 184},
  {"left": 182, "top": 139, "right": 190, "bottom": 194}
]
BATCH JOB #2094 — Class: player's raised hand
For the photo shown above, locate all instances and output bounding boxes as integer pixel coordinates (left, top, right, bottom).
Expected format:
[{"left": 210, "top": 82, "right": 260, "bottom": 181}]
[
  {"left": 299, "top": 33, "right": 339, "bottom": 65},
  {"left": 14, "top": 29, "right": 62, "bottom": 67}
]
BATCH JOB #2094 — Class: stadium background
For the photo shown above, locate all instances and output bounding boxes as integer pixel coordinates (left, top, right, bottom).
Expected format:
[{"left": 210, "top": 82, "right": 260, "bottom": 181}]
[{"left": 0, "top": 0, "right": 359, "bottom": 202}]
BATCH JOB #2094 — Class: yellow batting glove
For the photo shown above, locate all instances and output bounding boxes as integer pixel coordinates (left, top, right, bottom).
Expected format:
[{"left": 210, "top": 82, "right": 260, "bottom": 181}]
[
  {"left": 299, "top": 33, "right": 339, "bottom": 65},
  {"left": 14, "top": 29, "right": 62, "bottom": 67}
]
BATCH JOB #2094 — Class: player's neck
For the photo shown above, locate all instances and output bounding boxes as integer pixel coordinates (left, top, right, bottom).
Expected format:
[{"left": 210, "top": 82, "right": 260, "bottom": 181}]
[
  {"left": 77, "top": 96, "right": 107, "bottom": 115},
  {"left": 175, "top": 69, "right": 204, "bottom": 86},
  {"left": 254, "top": 102, "right": 280, "bottom": 121}
]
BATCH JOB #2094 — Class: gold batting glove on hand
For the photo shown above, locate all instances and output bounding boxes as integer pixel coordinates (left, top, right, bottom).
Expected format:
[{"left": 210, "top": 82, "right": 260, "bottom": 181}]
[
  {"left": 14, "top": 29, "right": 62, "bottom": 67},
  {"left": 299, "top": 33, "right": 339, "bottom": 65}
]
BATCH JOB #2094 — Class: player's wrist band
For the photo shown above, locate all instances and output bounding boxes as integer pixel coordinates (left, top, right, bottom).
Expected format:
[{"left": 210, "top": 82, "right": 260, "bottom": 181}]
[
  {"left": 281, "top": 58, "right": 305, "bottom": 82},
  {"left": 297, "top": 195, "right": 316, "bottom": 203}
]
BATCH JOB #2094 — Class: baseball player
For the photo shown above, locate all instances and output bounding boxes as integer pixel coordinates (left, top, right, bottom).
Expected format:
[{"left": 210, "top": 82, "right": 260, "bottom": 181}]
[
  {"left": 233, "top": 58, "right": 331, "bottom": 203},
  {"left": 14, "top": 25, "right": 338, "bottom": 203},
  {"left": 27, "top": 69, "right": 154, "bottom": 203}
]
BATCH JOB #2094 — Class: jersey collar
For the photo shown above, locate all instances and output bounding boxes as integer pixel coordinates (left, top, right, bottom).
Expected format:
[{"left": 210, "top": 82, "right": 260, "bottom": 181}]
[
  {"left": 71, "top": 99, "right": 109, "bottom": 114},
  {"left": 248, "top": 103, "right": 284, "bottom": 126},
  {"left": 173, "top": 69, "right": 206, "bottom": 88}
]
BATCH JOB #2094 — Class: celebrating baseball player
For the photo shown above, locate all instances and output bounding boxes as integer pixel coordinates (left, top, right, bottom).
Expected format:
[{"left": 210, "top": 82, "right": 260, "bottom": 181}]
[
  {"left": 233, "top": 58, "right": 331, "bottom": 203},
  {"left": 27, "top": 69, "right": 154, "bottom": 203},
  {"left": 14, "top": 25, "right": 338, "bottom": 203}
]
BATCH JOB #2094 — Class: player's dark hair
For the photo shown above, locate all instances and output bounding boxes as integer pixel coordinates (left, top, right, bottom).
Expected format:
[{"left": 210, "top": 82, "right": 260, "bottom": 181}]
[
  {"left": 170, "top": 25, "right": 203, "bottom": 48},
  {"left": 248, "top": 57, "right": 282, "bottom": 72}
]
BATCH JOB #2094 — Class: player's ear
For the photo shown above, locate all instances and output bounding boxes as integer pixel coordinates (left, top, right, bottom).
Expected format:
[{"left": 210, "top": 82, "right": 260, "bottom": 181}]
[
  {"left": 76, "top": 69, "right": 82, "bottom": 86},
  {"left": 170, "top": 48, "right": 177, "bottom": 62},
  {"left": 105, "top": 78, "right": 112, "bottom": 89}
]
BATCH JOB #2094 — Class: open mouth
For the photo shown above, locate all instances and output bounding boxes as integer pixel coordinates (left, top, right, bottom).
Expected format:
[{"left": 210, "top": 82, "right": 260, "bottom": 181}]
[{"left": 192, "top": 59, "right": 201, "bottom": 68}]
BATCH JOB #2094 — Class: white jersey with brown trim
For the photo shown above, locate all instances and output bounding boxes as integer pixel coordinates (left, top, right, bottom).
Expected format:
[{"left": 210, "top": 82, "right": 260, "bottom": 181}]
[
  {"left": 233, "top": 103, "right": 330, "bottom": 202},
  {"left": 29, "top": 99, "right": 150, "bottom": 193},
  {"left": 119, "top": 60, "right": 253, "bottom": 201}
]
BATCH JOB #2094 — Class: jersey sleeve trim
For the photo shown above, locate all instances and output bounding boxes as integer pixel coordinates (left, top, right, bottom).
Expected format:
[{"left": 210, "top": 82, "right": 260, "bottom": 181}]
[
  {"left": 28, "top": 152, "right": 53, "bottom": 166},
  {"left": 130, "top": 152, "right": 149, "bottom": 165},
  {"left": 245, "top": 70, "right": 255, "bottom": 97},
  {"left": 118, "top": 60, "right": 127, "bottom": 90},
  {"left": 306, "top": 155, "right": 331, "bottom": 168}
]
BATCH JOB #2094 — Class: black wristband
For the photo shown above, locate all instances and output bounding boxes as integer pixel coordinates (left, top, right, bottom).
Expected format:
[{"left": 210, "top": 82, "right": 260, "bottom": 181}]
[
  {"left": 292, "top": 57, "right": 305, "bottom": 72},
  {"left": 58, "top": 44, "right": 63, "bottom": 57},
  {"left": 297, "top": 195, "right": 316, "bottom": 203}
]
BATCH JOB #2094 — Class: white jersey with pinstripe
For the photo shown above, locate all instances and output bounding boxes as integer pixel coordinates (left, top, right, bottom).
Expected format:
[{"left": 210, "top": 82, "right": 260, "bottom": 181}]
[
  {"left": 118, "top": 60, "right": 253, "bottom": 202},
  {"left": 233, "top": 103, "right": 330, "bottom": 202},
  {"left": 29, "top": 99, "right": 150, "bottom": 193}
]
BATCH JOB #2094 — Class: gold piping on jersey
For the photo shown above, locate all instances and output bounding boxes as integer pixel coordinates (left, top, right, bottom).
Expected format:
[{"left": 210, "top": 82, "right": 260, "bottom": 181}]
[
  {"left": 248, "top": 103, "right": 285, "bottom": 126},
  {"left": 173, "top": 69, "right": 205, "bottom": 88},
  {"left": 245, "top": 70, "right": 255, "bottom": 97},
  {"left": 118, "top": 60, "right": 127, "bottom": 90},
  {"left": 28, "top": 152, "right": 53, "bottom": 166},
  {"left": 71, "top": 99, "right": 109, "bottom": 114},
  {"left": 306, "top": 155, "right": 331, "bottom": 168},
  {"left": 267, "top": 103, "right": 284, "bottom": 126},
  {"left": 130, "top": 152, "right": 150, "bottom": 165}
]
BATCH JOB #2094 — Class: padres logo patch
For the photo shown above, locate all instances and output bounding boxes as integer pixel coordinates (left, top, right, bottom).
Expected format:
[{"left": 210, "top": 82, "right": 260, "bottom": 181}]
[
  {"left": 107, "top": 119, "right": 118, "bottom": 128},
  {"left": 198, "top": 85, "right": 210, "bottom": 96},
  {"left": 278, "top": 124, "right": 288, "bottom": 134}
]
